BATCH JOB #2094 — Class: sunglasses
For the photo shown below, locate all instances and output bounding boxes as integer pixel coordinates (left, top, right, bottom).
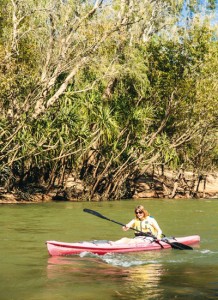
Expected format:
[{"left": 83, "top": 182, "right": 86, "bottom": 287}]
[{"left": 136, "top": 211, "right": 143, "bottom": 214}]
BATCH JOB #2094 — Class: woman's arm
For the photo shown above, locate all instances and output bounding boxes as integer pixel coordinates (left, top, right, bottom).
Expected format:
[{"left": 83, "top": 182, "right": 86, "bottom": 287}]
[
  {"left": 151, "top": 218, "right": 162, "bottom": 239},
  {"left": 122, "top": 219, "right": 135, "bottom": 231}
]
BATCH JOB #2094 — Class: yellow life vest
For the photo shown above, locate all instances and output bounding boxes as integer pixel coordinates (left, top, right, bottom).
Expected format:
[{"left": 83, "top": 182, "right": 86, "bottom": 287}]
[{"left": 134, "top": 217, "right": 157, "bottom": 237}]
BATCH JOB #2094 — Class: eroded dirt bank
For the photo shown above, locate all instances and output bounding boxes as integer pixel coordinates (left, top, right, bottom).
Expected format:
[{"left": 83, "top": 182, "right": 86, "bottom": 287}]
[{"left": 0, "top": 171, "right": 218, "bottom": 203}]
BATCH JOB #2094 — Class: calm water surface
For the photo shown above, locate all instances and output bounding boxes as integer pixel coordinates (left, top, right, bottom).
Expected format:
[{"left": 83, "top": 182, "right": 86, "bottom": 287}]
[{"left": 0, "top": 199, "right": 218, "bottom": 300}]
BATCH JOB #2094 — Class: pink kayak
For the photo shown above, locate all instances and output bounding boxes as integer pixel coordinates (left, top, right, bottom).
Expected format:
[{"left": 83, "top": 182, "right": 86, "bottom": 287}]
[{"left": 46, "top": 235, "right": 200, "bottom": 256}]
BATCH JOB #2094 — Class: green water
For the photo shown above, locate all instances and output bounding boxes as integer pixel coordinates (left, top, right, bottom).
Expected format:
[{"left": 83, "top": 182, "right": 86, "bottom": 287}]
[{"left": 0, "top": 199, "right": 218, "bottom": 299}]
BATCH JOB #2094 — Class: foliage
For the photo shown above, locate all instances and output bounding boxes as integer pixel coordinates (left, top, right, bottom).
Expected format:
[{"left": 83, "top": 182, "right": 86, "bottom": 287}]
[{"left": 0, "top": 0, "right": 217, "bottom": 200}]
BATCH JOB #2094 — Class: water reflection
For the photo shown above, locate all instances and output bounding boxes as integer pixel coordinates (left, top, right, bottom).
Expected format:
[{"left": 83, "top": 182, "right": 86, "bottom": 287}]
[
  {"left": 46, "top": 250, "right": 218, "bottom": 299},
  {"left": 47, "top": 256, "right": 129, "bottom": 281},
  {"left": 46, "top": 256, "right": 130, "bottom": 300},
  {"left": 47, "top": 255, "right": 165, "bottom": 299},
  {"left": 119, "top": 263, "right": 164, "bottom": 300}
]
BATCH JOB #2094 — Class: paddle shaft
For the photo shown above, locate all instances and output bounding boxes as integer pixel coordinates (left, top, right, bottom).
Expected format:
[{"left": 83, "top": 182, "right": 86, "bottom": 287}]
[
  {"left": 83, "top": 208, "right": 193, "bottom": 250},
  {"left": 84, "top": 208, "right": 158, "bottom": 236}
]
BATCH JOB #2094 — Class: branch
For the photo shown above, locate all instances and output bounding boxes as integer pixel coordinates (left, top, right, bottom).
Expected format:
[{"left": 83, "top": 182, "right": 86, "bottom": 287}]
[
  {"left": 32, "top": 56, "right": 89, "bottom": 119},
  {"left": 147, "top": 89, "right": 177, "bottom": 146}
]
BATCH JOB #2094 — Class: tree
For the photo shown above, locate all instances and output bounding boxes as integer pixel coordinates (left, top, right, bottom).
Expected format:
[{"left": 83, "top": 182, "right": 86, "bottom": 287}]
[{"left": 0, "top": 0, "right": 217, "bottom": 200}]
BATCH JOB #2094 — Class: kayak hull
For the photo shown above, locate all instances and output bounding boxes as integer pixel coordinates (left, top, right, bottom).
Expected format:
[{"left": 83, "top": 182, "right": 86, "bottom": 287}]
[{"left": 46, "top": 235, "right": 200, "bottom": 256}]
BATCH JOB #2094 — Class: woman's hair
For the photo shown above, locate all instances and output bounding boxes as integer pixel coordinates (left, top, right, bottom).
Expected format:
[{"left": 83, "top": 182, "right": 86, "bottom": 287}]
[{"left": 134, "top": 205, "right": 149, "bottom": 218}]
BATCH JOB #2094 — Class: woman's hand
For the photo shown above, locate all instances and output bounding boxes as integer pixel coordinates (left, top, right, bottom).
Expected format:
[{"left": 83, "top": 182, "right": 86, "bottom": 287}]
[{"left": 122, "top": 225, "right": 129, "bottom": 231}]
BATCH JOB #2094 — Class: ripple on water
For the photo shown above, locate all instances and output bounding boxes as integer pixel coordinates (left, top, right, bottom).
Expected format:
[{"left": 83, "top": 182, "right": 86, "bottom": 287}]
[
  {"left": 79, "top": 251, "right": 160, "bottom": 267},
  {"left": 78, "top": 246, "right": 218, "bottom": 268}
]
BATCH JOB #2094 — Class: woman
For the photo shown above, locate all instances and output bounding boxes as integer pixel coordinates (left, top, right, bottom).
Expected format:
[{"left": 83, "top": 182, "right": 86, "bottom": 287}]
[
  {"left": 123, "top": 205, "right": 162, "bottom": 239},
  {"left": 110, "top": 205, "right": 162, "bottom": 246}
]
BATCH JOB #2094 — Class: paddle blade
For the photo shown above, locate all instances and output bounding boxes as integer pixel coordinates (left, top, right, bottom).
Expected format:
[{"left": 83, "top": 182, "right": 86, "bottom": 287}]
[
  {"left": 168, "top": 242, "right": 193, "bottom": 250},
  {"left": 83, "top": 208, "right": 109, "bottom": 221}
]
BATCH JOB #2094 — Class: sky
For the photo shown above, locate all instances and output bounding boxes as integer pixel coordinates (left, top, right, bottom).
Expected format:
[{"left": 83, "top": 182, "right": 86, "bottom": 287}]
[{"left": 180, "top": 0, "right": 218, "bottom": 25}]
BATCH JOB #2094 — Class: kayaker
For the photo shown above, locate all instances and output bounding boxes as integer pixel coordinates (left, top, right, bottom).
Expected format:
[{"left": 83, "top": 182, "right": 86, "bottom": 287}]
[
  {"left": 109, "top": 205, "right": 163, "bottom": 246},
  {"left": 122, "top": 205, "right": 163, "bottom": 239}
]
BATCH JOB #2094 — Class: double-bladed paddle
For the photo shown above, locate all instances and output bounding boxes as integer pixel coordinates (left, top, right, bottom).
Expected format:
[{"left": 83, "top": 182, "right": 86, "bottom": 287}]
[{"left": 83, "top": 208, "right": 193, "bottom": 250}]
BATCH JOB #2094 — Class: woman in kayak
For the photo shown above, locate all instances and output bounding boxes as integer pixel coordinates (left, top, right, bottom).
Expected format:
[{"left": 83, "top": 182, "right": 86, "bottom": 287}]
[
  {"left": 122, "top": 205, "right": 162, "bottom": 239},
  {"left": 110, "top": 205, "right": 162, "bottom": 245}
]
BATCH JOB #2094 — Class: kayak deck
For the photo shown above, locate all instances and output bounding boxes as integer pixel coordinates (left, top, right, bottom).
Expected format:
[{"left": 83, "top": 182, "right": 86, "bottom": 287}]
[{"left": 46, "top": 235, "right": 200, "bottom": 256}]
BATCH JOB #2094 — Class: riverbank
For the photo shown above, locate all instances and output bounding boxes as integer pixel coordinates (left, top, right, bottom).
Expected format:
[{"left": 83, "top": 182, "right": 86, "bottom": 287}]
[{"left": 0, "top": 170, "right": 217, "bottom": 203}]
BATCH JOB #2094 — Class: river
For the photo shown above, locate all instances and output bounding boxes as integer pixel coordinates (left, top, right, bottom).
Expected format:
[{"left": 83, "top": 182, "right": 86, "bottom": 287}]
[{"left": 0, "top": 199, "right": 217, "bottom": 299}]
